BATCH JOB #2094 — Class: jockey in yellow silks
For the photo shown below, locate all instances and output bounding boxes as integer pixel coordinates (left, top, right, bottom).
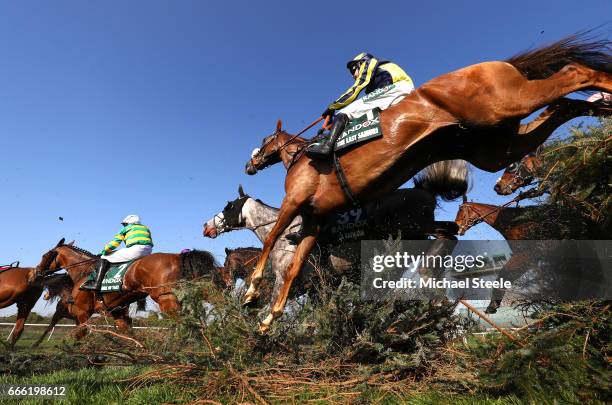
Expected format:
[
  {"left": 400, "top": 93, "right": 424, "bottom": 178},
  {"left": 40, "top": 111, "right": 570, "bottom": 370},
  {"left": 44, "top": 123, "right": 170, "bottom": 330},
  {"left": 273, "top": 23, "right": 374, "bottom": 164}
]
[
  {"left": 80, "top": 214, "right": 153, "bottom": 292},
  {"left": 306, "top": 52, "right": 414, "bottom": 159}
]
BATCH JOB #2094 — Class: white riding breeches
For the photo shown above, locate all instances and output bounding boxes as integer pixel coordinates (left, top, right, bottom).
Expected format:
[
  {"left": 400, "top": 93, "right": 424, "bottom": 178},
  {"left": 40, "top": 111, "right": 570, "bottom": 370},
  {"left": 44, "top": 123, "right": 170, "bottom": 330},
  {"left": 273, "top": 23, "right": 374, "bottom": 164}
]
[
  {"left": 102, "top": 245, "right": 152, "bottom": 263},
  {"left": 339, "top": 80, "right": 415, "bottom": 120}
]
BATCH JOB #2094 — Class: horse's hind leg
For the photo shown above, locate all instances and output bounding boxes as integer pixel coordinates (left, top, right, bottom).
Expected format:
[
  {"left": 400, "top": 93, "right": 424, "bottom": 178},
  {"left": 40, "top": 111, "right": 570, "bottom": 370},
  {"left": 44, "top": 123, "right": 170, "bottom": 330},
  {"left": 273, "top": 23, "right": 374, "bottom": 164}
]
[
  {"left": 259, "top": 218, "right": 319, "bottom": 333},
  {"left": 8, "top": 292, "right": 39, "bottom": 348},
  {"left": 511, "top": 64, "right": 612, "bottom": 116},
  {"left": 468, "top": 97, "right": 611, "bottom": 172},
  {"left": 244, "top": 198, "right": 301, "bottom": 306}
]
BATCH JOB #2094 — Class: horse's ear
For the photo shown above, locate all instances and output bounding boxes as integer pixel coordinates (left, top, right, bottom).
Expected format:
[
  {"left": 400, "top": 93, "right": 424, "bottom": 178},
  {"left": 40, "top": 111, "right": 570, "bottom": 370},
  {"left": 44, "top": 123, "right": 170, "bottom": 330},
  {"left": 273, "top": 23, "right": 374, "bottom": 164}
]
[
  {"left": 56, "top": 238, "right": 65, "bottom": 247},
  {"left": 238, "top": 184, "right": 245, "bottom": 197},
  {"left": 66, "top": 240, "right": 75, "bottom": 246},
  {"left": 462, "top": 195, "right": 468, "bottom": 204},
  {"left": 225, "top": 247, "right": 230, "bottom": 254},
  {"left": 276, "top": 119, "right": 282, "bottom": 132}
]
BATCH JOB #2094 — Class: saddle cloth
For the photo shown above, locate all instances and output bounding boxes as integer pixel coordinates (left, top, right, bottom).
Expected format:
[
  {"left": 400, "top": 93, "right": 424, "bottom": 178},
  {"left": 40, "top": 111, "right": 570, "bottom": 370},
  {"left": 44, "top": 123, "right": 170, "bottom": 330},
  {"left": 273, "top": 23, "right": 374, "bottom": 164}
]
[
  {"left": 85, "top": 260, "right": 135, "bottom": 292},
  {"left": 335, "top": 108, "right": 383, "bottom": 153}
]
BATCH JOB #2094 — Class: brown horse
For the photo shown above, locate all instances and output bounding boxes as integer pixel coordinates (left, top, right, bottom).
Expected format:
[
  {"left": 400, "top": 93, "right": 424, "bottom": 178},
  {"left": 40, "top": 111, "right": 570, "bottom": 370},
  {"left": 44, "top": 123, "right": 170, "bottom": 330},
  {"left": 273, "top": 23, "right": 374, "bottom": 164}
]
[
  {"left": 242, "top": 34, "right": 611, "bottom": 331},
  {"left": 454, "top": 197, "right": 605, "bottom": 313},
  {"left": 31, "top": 275, "right": 78, "bottom": 346},
  {"left": 29, "top": 239, "right": 217, "bottom": 335},
  {"left": 223, "top": 247, "right": 262, "bottom": 286},
  {"left": 494, "top": 153, "right": 543, "bottom": 195},
  {"left": 0, "top": 264, "right": 48, "bottom": 347}
]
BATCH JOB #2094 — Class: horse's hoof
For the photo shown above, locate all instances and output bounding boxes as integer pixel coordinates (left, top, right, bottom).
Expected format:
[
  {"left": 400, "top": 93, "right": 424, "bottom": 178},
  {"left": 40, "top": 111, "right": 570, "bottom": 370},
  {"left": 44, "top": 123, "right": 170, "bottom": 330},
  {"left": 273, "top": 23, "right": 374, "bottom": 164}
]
[
  {"left": 484, "top": 306, "right": 497, "bottom": 314},
  {"left": 258, "top": 323, "right": 270, "bottom": 334},
  {"left": 242, "top": 295, "right": 259, "bottom": 308}
]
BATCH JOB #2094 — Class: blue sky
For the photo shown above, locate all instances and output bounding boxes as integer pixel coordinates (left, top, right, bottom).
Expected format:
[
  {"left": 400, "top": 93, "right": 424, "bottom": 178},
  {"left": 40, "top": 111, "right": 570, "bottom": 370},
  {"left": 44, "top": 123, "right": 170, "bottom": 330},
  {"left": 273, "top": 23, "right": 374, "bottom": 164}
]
[{"left": 1, "top": 1, "right": 610, "bottom": 315}]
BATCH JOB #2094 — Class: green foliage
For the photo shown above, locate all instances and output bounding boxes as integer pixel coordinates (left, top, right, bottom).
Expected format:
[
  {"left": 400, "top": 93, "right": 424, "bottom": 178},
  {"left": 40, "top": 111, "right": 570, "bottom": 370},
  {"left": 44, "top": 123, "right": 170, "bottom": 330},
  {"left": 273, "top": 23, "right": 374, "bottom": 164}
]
[
  {"left": 474, "top": 301, "right": 611, "bottom": 404},
  {"left": 521, "top": 118, "right": 612, "bottom": 237}
]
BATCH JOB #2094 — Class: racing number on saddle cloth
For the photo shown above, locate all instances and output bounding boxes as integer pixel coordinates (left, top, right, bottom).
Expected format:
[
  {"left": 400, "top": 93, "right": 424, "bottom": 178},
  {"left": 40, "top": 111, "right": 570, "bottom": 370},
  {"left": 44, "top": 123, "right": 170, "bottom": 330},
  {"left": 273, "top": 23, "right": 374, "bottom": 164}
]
[
  {"left": 85, "top": 261, "right": 134, "bottom": 292},
  {"left": 329, "top": 208, "right": 367, "bottom": 242}
]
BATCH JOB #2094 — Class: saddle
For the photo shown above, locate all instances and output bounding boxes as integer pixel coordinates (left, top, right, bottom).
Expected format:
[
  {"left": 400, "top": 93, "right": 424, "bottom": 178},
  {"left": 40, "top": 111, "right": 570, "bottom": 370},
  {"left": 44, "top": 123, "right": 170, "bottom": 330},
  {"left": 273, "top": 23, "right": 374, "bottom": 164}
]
[{"left": 0, "top": 261, "right": 19, "bottom": 273}]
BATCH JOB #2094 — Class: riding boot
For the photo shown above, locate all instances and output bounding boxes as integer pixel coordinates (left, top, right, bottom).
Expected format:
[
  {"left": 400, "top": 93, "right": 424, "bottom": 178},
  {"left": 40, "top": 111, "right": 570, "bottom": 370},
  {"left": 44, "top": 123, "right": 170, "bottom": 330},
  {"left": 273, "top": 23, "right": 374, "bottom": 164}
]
[
  {"left": 80, "top": 259, "right": 110, "bottom": 291},
  {"left": 305, "top": 113, "right": 349, "bottom": 159}
]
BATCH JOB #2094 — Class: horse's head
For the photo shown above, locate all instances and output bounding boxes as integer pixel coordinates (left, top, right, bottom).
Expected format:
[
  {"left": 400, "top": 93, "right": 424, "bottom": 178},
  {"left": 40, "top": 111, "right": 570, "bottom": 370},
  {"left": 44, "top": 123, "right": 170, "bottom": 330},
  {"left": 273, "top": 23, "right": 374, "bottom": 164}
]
[
  {"left": 29, "top": 238, "right": 67, "bottom": 282},
  {"left": 454, "top": 196, "right": 479, "bottom": 236},
  {"left": 203, "top": 185, "right": 251, "bottom": 238},
  {"left": 245, "top": 120, "right": 305, "bottom": 175},
  {"left": 224, "top": 247, "right": 261, "bottom": 281},
  {"left": 494, "top": 153, "right": 540, "bottom": 195}
]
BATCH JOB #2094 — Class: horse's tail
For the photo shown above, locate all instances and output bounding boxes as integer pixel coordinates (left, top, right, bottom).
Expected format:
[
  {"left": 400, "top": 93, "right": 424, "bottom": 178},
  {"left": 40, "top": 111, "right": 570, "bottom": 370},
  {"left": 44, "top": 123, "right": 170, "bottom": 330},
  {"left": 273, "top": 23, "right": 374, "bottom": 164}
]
[
  {"left": 179, "top": 250, "right": 218, "bottom": 281},
  {"left": 413, "top": 160, "right": 469, "bottom": 201},
  {"left": 506, "top": 30, "right": 611, "bottom": 80},
  {"left": 136, "top": 298, "right": 147, "bottom": 312}
]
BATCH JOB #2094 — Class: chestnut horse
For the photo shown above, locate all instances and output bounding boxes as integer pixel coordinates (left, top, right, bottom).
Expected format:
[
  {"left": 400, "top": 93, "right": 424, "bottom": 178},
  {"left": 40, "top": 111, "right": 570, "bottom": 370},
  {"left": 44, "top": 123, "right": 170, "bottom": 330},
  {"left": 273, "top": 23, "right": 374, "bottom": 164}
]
[
  {"left": 242, "top": 34, "right": 611, "bottom": 332},
  {"left": 224, "top": 247, "right": 262, "bottom": 286},
  {"left": 0, "top": 264, "right": 48, "bottom": 347},
  {"left": 30, "top": 239, "right": 217, "bottom": 335},
  {"left": 494, "top": 153, "right": 543, "bottom": 196}
]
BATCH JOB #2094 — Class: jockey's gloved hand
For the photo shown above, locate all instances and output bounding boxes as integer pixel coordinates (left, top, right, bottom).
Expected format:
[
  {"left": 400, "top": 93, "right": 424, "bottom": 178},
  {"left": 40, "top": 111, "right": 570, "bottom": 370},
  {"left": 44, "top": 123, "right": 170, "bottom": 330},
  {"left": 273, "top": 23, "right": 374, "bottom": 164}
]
[{"left": 322, "top": 108, "right": 335, "bottom": 119}]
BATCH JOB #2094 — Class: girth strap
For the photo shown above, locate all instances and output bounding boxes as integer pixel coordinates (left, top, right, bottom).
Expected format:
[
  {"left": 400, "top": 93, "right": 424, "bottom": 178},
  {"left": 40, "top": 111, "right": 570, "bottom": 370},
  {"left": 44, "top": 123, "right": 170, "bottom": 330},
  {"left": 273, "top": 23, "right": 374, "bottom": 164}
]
[{"left": 332, "top": 151, "right": 359, "bottom": 207}]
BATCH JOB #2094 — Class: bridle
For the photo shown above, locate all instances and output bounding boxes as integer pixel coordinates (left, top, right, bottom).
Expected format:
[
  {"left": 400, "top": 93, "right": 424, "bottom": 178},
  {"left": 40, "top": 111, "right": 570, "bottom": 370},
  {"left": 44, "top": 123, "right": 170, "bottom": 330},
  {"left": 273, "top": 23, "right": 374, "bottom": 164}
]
[
  {"left": 458, "top": 204, "right": 502, "bottom": 234},
  {"left": 502, "top": 157, "right": 539, "bottom": 190},
  {"left": 458, "top": 192, "right": 532, "bottom": 234},
  {"left": 251, "top": 116, "right": 329, "bottom": 171}
]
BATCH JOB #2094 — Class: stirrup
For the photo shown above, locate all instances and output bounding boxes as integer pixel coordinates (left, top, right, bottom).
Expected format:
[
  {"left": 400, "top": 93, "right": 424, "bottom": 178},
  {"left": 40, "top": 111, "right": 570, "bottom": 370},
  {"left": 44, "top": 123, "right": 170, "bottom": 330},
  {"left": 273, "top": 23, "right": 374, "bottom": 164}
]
[{"left": 79, "top": 281, "right": 97, "bottom": 291}]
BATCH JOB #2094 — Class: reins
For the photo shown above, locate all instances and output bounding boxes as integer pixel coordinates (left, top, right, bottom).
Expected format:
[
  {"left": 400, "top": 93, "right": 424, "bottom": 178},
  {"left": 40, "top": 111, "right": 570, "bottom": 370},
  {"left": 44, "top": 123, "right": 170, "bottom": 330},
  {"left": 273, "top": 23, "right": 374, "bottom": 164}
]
[
  {"left": 39, "top": 252, "right": 98, "bottom": 277},
  {"left": 460, "top": 190, "right": 535, "bottom": 233}
]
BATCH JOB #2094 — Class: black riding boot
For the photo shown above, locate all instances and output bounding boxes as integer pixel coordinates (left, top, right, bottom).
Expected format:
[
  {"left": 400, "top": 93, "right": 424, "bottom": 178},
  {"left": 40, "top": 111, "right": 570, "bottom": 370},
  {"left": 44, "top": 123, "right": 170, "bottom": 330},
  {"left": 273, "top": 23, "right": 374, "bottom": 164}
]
[
  {"left": 80, "top": 259, "right": 110, "bottom": 292},
  {"left": 305, "top": 114, "right": 349, "bottom": 159}
]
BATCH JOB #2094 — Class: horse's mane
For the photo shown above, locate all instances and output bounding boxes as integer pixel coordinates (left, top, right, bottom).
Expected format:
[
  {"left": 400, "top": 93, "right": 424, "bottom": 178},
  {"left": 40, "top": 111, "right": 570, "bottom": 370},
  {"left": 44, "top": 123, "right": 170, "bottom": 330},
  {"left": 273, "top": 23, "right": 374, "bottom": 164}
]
[
  {"left": 254, "top": 198, "right": 280, "bottom": 212},
  {"left": 44, "top": 274, "right": 73, "bottom": 303},
  {"left": 227, "top": 247, "right": 262, "bottom": 253},
  {"left": 63, "top": 244, "right": 96, "bottom": 258},
  {"left": 506, "top": 30, "right": 611, "bottom": 80}
]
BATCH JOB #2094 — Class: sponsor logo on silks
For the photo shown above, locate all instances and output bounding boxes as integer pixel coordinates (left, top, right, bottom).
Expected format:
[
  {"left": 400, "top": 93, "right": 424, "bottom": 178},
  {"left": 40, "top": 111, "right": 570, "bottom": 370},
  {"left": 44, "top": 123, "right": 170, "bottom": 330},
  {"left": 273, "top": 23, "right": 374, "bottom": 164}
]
[{"left": 362, "top": 84, "right": 395, "bottom": 102}]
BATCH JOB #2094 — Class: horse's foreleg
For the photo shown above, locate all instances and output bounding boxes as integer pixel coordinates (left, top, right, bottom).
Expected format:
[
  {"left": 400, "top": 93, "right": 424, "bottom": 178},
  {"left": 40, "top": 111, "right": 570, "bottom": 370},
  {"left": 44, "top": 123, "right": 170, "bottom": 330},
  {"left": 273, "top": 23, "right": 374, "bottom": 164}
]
[
  {"left": 486, "top": 251, "right": 531, "bottom": 314},
  {"left": 259, "top": 219, "right": 319, "bottom": 333},
  {"left": 111, "top": 307, "right": 132, "bottom": 331},
  {"left": 151, "top": 292, "right": 181, "bottom": 315},
  {"left": 244, "top": 199, "right": 300, "bottom": 305}
]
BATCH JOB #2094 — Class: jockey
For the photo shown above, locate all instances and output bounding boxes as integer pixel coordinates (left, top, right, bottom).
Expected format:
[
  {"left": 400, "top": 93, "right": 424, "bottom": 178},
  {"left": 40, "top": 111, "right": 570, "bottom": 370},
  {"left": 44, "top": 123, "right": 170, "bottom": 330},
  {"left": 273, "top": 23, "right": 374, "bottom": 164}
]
[
  {"left": 306, "top": 52, "right": 415, "bottom": 159},
  {"left": 80, "top": 215, "right": 154, "bottom": 292}
]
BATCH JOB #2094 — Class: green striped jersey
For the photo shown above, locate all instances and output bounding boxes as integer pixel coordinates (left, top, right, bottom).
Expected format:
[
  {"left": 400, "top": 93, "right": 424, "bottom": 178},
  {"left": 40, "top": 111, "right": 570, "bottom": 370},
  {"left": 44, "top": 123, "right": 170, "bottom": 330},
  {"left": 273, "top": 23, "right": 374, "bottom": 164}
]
[{"left": 101, "top": 224, "right": 153, "bottom": 255}]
